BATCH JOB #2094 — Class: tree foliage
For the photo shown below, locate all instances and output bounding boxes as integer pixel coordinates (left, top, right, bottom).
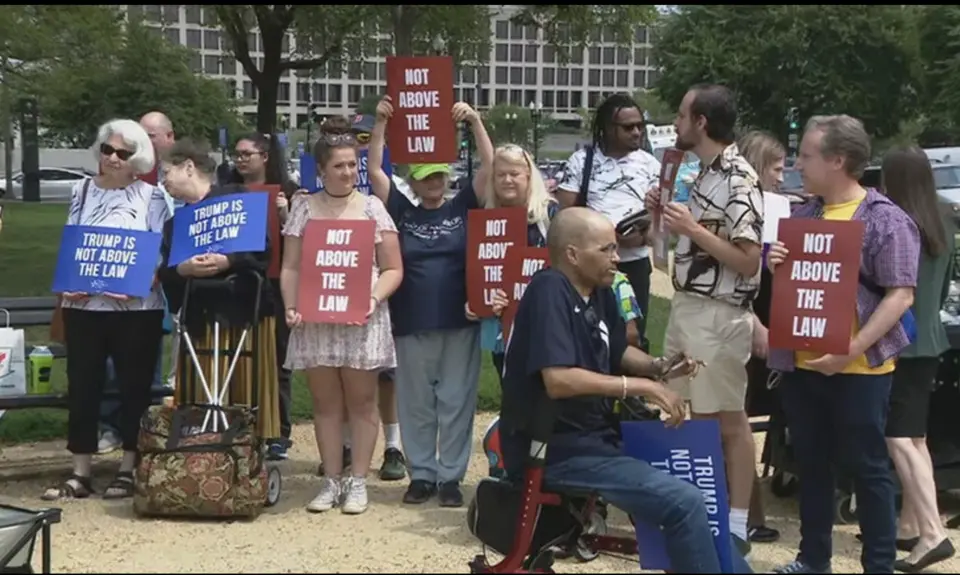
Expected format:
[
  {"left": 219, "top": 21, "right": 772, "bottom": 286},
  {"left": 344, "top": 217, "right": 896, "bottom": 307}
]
[
  {"left": 653, "top": 5, "right": 919, "bottom": 141},
  {"left": 214, "top": 5, "right": 658, "bottom": 135},
  {"left": 33, "top": 21, "right": 245, "bottom": 147},
  {"left": 916, "top": 5, "right": 960, "bottom": 143},
  {"left": 483, "top": 104, "right": 555, "bottom": 152}
]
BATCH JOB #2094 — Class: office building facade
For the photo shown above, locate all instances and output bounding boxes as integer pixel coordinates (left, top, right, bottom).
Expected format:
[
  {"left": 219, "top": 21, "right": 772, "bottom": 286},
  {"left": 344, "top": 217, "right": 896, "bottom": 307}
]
[{"left": 128, "top": 5, "right": 661, "bottom": 128}]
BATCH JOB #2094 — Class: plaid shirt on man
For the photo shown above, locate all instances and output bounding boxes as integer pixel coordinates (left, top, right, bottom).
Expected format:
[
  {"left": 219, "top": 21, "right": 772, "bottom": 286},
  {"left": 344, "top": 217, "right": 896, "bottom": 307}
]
[{"left": 767, "top": 187, "right": 920, "bottom": 371}]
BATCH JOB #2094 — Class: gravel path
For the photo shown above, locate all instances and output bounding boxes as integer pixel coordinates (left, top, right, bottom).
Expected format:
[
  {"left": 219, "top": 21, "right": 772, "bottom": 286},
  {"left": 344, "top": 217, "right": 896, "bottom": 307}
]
[{"left": 3, "top": 413, "right": 960, "bottom": 573}]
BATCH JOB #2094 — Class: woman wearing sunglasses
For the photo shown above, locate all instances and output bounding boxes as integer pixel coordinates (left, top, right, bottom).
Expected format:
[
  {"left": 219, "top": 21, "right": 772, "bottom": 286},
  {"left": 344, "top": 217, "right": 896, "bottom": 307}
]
[
  {"left": 42, "top": 118, "right": 170, "bottom": 502},
  {"left": 368, "top": 96, "right": 491, "bottom": 508},
  {"left": 281, "top": 116, "right": 403, "bottom": 515}
]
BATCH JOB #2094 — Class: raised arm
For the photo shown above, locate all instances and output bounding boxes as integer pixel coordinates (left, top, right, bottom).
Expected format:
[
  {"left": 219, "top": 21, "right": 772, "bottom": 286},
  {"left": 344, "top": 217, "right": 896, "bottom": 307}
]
[
  {"left": 454, "top": 103, "right": 493, "bottom": 203},
  {"left": 368, "top": 96, "right": 394, "bottom": 205}
]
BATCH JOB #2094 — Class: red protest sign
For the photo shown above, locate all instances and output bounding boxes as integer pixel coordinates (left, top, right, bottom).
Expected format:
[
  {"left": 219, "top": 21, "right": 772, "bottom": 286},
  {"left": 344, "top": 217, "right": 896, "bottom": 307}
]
[
  {"left": 466, "top": 207, "right": 528, "bottom": 318},
  {"left": 385, "top": 56, "right": 456, "bottom": 164},
  {"left": 768, "top": 218, "right": 865, "bottom": 355},
  {"left": 246, "top": 185, "right": 282, "bottom": 279},
  {"left": 501, "top": 247, "right": 550, "bottom": 339},
  {"left": 652, "top": 148, "right": 684, "bottom": 272},
  {"left": 297, "top": 219, "right": 376, "bottom": 325}
]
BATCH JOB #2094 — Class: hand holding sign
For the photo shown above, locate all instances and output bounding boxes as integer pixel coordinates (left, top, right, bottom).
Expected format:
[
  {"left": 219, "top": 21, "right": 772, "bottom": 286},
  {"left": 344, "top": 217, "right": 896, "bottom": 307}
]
[
  {"left": 168, "top": 192, "right": 269, "bottom": 267},
  {"left": 297, "top": 219, "right": 376, "bottom": 325},
  {"left": 52, "top": 226, "right": 163, "bottom": 298},
  {"left": 466, "top": 208, "right": 528, "bottom": 318},
  {"left": 500, "top": 247, "right": 550, "bottom": 338}
]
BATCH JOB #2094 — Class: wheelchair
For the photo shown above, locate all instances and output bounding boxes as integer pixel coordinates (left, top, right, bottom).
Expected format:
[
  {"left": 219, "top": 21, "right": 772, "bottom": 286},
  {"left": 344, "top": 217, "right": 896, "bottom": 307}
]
[{"left": 467, "top": 396, "right": 660, "bottom": 573}]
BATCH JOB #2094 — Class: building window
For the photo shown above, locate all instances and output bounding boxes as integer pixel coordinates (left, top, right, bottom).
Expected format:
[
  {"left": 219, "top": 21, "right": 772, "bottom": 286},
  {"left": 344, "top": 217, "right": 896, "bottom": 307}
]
[
  {"left": 617, "top": 48, "right": 630, "bottom": 66},
  {"left": 602, "top": 69, "right": 614, "bottom": 87},
  {"left": 144, "top": 5, "right": 161, "bottom": 22},
  {"left": 510, "top": 21, "right": 523, "bottom": 40},
  {"left": 647, "top": 69, "right": 660, "bottom": 88},
  {"left": 347, "top": 84, "right": 362, "bottom": 106},
  {"left": 634, "top": 47, "right": 648, "bottom": 66},
  {"left": 221, "top": 57, "right": 237, "bottom": 75},
  {"left": 278, "top": 82, "right": 291, "bottom": 103},
  {"left": 543, "top": 45, "right": 556, "bottom": 64},
  {"left": 204, "top": 55, "right": 220, "bottom": 75},
  {"left": 510, "top": 44, "right": 523, "bottom": 63},
  {"left": 588, "top": 91, "right": 603, "bottom": 108},
  {"left": 571, "top": 90, "right": 582, "bottom": 109},
  {"left": 602, "top": 47, "right": 615, "bottom": 65},
  {"left": 347, "top": 61, "right": 362, "bottom": 80},
  {"left": 364, "top": 85, "right": 379, "bottom": 97},
  {"left": 313, "top": 84, "right": 326, "bottom": 103},
  {"left": 634, "top": 70, "right": 646, "bottom": 88},
  {"left": 495, "top": 43, "right": 508, "bottom": 62},
  {"left": 510, "top": 89, "right": 522, "bottom": 106},
  {"left": 588, "top": 47, "right": 600, "bottom": 65},
  {"left": 329, "top": 84, "right": 342, "bottom": 104},
  {"left": 186, "top": 29, "right": 201, "bottom": 49},
  {"left": 524, "top": 67, "right": 537, "bottom": 85},
  {"left": 495, "top": 89, "right": 508, "bottom": 105},
  {"left": 524, "top": 25, "right": 538, "bottom": 40},
  {"left": 185, "top": 5, "right": 201, "bottom": 24},
  {"left": 462, "top": 87, "right": 475, "bottom": 105},
  {"left": 479, "top": 88, "right": 490, "bottom": 107},
  {"left": 524, "top": 89, "right": 536, "bottom": 107},
  {"left": 616, "top": 70, "right": 629, "bottom": 88},
  {"left": 189, "top": 53, "right": 202, "bottom": 73},
  {"left": 495, "top": 20, "right": 508, "bottom": 40},
  {"left": 297, "top": 83, "right": 311, "bottom": 104},
  {"left": 542, "top": 68, "right": 555, "bottom": 85},
  {"left": 246, "top": 33, "right": 258, "bottom": 53},
  {"left": 478, "top": 66, "right": 490, "bottom": 84},
  {"left": 556, "top": 90, "right": 569, "bottom": 110},
  {"left": 635, "top": 27, "right": 648, "bottom": 44},
  {"left": 524, "top": 45, "right": 538, "bottom": 63},
  {"left": 588, "top": 69, "right": 600, "bottom": 87},
  {"left": 461, "top": 67, "right": 476, "bottom": 84},
  {"left": 542, "top": 90, "right": 555, "bottom": 109},
  {"left": 509, "top": 66, "right": 522, "bottom": 84},
  {"left": 223, "top": 79, "right": 237, "bottom": 98},
  {"left": 557, "top": 68, "right": 569, "bottom": 86},
  {"left": 164, "top": 28, "right": 180, "bottom": 45},
  {"left": 243, "top": 81, "right": 256, "bottom": 100},
  {"left": 571, "top": 69, "right": 583, "bottom": 86},
  {"left": 204, "top": 30, "right": 220, "bottom": 51},
  {"left": 364, "top": 61, "right": 378, "bottom": 81},
  {"left": 495, "top": 66, "right": 508, "bottom": 84}
]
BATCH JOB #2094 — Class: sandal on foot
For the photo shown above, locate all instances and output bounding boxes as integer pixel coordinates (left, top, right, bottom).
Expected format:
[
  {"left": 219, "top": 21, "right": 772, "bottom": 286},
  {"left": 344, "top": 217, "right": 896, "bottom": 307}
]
[
  {"left": 41, "top": 474, "right": 94, "bottom": 501},
  {"left": 103, "top": 471, "right": 135, "bottom": 500}
]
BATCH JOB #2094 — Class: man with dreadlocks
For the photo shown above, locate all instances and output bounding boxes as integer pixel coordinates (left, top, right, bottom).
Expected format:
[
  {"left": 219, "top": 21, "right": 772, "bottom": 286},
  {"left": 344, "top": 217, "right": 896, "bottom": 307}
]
[{"left": 556, "top": 94, "right": 660, "bottom": 350}]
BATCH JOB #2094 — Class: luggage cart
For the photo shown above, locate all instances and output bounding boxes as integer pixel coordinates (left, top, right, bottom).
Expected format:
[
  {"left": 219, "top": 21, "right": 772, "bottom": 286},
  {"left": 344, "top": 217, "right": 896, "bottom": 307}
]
[
  {"left": 176, "top": 270, "right": 282, "bottom": 509},
  {"left": 0, "top": 504, "right": 60, "bottom": 574}
]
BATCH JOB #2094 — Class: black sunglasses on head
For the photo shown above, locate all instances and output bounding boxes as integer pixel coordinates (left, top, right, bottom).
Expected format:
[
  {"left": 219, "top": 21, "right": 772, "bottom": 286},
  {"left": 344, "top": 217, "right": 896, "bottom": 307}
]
[{"left": 100, "top": 143, "right": 133, "bottom": 161}]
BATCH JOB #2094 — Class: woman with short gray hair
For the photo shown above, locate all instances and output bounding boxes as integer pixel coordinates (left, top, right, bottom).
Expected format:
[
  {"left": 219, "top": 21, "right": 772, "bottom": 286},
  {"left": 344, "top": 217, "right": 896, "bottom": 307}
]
[{"left": 42, "top": 118, "right": 170, "bottom": 502}]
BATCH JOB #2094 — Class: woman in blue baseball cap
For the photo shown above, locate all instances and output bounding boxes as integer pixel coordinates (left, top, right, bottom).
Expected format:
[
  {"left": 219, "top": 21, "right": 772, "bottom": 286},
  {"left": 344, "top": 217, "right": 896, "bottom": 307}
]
[{"left": 368, "top": 95, "right": 492, "bottom": 508}]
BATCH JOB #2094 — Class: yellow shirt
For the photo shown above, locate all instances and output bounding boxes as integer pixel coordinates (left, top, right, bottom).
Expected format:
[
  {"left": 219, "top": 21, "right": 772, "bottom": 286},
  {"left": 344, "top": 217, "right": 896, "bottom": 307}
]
[{"left": 794, "top": 193, "right": 896, "bottom": 375}]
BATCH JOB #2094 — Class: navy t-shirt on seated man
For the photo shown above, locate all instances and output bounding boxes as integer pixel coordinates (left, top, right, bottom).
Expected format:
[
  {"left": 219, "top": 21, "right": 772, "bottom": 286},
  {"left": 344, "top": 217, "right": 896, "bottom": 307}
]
[
  {"left": 500, "top": 267, "right": 627, "bottom": 476},
  {"left": 385, "top": 179, "right": 478, "bottom": 336}
]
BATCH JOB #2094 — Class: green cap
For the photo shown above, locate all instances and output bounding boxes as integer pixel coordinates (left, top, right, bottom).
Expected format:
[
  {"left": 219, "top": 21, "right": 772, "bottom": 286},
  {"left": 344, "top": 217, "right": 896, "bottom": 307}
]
[{"left": 408, "top": 163, "right": 452, "bottom": 181}]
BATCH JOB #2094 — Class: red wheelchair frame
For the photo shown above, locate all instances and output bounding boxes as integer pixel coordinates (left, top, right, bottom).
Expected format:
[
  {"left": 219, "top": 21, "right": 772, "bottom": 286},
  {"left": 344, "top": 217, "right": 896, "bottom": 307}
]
[{"left": 468, "top": 438, "right": 639, "bottom": 574}]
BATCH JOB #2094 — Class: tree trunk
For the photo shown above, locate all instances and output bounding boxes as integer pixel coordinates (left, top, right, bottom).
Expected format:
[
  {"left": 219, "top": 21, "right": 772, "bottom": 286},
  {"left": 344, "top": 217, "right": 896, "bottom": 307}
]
[
  {"left": 391, "top": 6, "right": 418, "bottom": 56},
  {"left": 255, "top": 20, "right": 285, "bottom": 135}
]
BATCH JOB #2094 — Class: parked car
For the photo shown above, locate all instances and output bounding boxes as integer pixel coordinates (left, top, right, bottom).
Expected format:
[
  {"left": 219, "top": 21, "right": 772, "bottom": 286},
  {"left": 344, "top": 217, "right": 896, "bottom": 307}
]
[
  {"left": 860, "top": 162, "right": 960, "bottom": 219},
  {"left": 0, "top": 167, "right": 95, "bottom": 201}
]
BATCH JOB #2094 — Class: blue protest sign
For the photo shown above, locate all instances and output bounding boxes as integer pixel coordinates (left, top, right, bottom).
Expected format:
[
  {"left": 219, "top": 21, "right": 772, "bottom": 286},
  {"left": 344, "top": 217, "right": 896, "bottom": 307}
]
[
  {"left": 218, "top": 127, "right": 228, "bottom": 149},
  {"left": 621, "top": 419, "right": 733, "bottom": 573},
  {"left": 299, "top": 148, "right": 393, "bottom": 195},
  {"left": 167, "top": 192, "right": 269, "bottom": 267},
  {"left": 52, "top": 226, "right": 162, "bottom": 297}
]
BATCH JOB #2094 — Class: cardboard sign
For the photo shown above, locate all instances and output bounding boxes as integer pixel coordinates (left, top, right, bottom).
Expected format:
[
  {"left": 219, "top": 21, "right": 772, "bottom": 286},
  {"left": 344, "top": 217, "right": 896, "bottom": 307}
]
[
  {"left": 621, "top": 419, "right": 734, "bottom": 573},
  {"left": 762, "top": 192, "right": 792, "bottom": 244},
  {"left": 385, "top": 56, "right": 456, "bottom": 164},
  {"left": 768, "top": 218, "right": 865, "bottom": 354},
  {"left": 167, "top": 192, "right": 269, "bottom": 267},
  {"left": 466, "top": 207, "right": 528, "bottom": 318},
  {"left": 245, "top": 185, "right": 282, "bottom": 279},
  {"left": 297, "top": 219, "right": 376, "bottom": 325},
  {"left": 500, "top": 247, "right": 550, "bottom": 339},
  {"left": 652, "top": 147, "right": 685, "bottom": 273},
  {"left": 299, "top": 148, "right": 393, "bottom": 195},
  {"left": 52, "top": 226, "right": 162, "bottom": 297}
]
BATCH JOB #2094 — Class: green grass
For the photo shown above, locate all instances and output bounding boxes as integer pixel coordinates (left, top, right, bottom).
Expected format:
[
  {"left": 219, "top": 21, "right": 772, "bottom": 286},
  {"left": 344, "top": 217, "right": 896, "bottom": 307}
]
[{"left": 0, "top": 202, "right": 671, "bottom": 445}]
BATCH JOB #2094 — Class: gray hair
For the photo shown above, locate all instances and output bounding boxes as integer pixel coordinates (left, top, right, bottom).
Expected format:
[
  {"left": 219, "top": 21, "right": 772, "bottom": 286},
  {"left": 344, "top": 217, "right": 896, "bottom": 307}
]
[
  {"left": 805, "top": 114, "right": 871, "bottom": 179},
  {"left": 93, "top": 118, "right": 155, "bottom": 175}
]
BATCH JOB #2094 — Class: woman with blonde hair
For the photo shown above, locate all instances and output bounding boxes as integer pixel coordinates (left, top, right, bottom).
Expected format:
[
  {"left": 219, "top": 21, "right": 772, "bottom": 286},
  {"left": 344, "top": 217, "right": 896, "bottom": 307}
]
[
  {"left": 737, "top": 129, "right": 791, "bottom": 545},
  {"left": 466, "top": 140, "right": 559, "bottom": 381}
]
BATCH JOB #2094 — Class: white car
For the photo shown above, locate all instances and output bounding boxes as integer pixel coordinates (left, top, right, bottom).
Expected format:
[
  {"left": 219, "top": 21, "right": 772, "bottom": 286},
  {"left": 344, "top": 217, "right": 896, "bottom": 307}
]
[{"left": 0, "top": 167, "right": 95, "bottom": 201}]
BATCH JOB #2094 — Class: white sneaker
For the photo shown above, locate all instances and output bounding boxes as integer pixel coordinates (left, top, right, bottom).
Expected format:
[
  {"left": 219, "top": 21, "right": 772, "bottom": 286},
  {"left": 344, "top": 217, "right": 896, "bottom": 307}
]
[
  {"left": 306, "top": 477, "right": 342, "bottom": 513},
  {"left": 97, "top": 430, "right": 121, "bottom": 454},
  {"left": 340, "top": 476, "right": 368, "bottom": 515}
]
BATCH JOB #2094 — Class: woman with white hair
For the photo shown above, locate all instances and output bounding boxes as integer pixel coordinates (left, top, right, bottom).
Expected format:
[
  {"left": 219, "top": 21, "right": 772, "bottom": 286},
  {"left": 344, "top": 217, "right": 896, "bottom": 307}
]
[
  {"left": 42, "top": 118, "right": 170, "bottom": 502},
  {"left": 464, "top": 141, "right": 559, "bottom": 381}
]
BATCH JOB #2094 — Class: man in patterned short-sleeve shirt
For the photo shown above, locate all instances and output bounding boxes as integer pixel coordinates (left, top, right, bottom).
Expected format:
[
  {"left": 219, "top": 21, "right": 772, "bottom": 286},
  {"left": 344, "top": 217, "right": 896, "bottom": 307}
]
[{"left": 645, "top": 84, "right": 764, "bottom": 553}]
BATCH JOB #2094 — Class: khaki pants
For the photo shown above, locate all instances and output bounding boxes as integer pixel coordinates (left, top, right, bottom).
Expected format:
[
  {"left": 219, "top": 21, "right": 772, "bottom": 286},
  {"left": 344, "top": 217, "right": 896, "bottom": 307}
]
[{"left": 664, "top": 291, "right": 753, "bottom": 414}]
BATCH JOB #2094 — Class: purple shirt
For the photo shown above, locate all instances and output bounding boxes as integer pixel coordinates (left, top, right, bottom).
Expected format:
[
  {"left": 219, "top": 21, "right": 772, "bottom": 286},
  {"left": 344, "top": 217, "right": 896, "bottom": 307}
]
[{"left": 767, "top": 187, "right": 920, "bottom": 371}]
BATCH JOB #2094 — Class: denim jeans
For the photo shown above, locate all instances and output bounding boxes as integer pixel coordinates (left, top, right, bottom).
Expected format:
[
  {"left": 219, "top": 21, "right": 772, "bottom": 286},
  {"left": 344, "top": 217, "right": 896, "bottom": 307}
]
[
  {"left": 544, "top": 431, "right": 752, "bottom": 574},
  {"left": 99, "top": 338, "right": 167, "bottom": 435},
  {"left": 780, "top": 369, "right": 896, "bottom": 572}
]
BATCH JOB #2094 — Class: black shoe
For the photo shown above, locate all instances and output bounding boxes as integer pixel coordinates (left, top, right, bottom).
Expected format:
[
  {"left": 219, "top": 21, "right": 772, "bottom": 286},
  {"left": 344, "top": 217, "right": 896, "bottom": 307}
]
[
  {"left": 438, "top": 481, "right": 464, "bottom": 508},
  {"left": 403, "top": 480, "right": 437, "bottom": 504},
  {"left": 317, "top": 445, "right": 353, "bottom": 477},
  {"left": 379, "top": 447, "right": 407, "bottom": 481},
  {"left": 749, "top": 525, "right": 781, "bottom": 543},
  {"left": 855, "top": 533, "right": 919, "bottom": 552},
  {"left": 895, "top": 538, "right": 956, "bottom": 573},
  {"left": 732, "top": 534, "right": 752, "bottom": 557}
]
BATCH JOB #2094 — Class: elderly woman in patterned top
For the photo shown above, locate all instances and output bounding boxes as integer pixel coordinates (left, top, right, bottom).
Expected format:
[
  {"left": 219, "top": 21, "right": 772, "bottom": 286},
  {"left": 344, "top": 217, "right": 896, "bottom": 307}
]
[{"left": 42, "top": 118, "right": 170, "bottom": 502}]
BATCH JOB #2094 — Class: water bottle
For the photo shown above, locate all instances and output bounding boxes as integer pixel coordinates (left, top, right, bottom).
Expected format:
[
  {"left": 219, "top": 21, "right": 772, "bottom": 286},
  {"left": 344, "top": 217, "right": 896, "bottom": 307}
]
[{"left": 28, "top": 346, "right": 54, "bottom": 395}]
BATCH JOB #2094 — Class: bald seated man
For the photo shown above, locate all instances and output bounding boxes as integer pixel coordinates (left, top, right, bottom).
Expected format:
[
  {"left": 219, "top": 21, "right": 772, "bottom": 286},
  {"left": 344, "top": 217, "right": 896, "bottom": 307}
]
[{"left": 498, "top": 207, "right": 754, "bottom": 573}]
